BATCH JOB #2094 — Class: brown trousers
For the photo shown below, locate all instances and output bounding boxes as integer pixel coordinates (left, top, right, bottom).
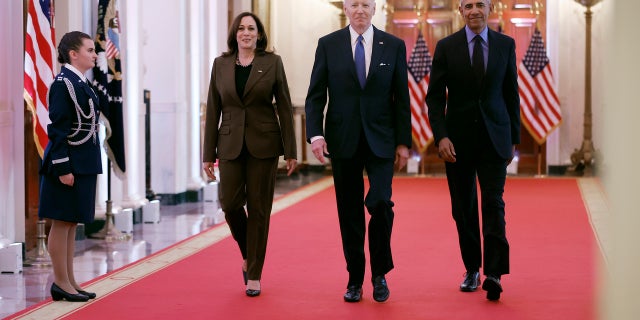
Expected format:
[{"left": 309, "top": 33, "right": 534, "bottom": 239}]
[{"left": 218, "top": 150, "right": 279, "bottom": 281}]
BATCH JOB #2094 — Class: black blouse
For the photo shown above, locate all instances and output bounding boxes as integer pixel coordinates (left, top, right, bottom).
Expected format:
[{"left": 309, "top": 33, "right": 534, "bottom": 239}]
[{"left": 235, "top": 64, "right": 252, "bottom": 99}]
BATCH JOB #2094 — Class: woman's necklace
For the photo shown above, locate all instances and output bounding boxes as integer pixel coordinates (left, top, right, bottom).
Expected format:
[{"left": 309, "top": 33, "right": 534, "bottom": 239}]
[{"left": 236, "top": 55, "right": 254, "bottom": 67}]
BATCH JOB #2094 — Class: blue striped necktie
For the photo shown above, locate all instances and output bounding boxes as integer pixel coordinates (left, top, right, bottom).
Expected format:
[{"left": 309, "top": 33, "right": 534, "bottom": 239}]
[{"left": 355, "top": 35, "right": 366, "bottom": 89}]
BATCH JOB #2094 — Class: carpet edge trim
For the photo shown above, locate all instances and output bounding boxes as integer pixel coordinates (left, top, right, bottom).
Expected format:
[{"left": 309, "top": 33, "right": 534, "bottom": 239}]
[{"left": 577, "top": 177, "right": 611, "bottom": 266}]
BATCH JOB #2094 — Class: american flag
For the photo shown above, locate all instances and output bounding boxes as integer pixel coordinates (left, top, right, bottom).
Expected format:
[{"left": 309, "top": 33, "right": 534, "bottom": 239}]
[
  {"left": 518, "top": 29, "right": 561, "bottom": 144},
  {"left": 24, "top": 0, "right": 55, "bottom": 158},
  {"left": 94, "top": 0, "right": 126, "bottom": 176},
  {"left": 407, "top": 31, "right": 433, "bottom": 153}
]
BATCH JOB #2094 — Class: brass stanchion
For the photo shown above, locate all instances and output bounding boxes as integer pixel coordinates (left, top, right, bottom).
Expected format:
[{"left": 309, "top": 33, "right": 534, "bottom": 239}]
[
  {"left": 91, "top": 159, "right": 130, "bottom": 241},
  {"left": 567, "top": 0, "right": 602, "bottom": 176},
  {"left": 24, "top": 220, "right": 52, "bottom": 267},
  {"left": 90, "top": 199, "right": 130, "bottom": 241}
]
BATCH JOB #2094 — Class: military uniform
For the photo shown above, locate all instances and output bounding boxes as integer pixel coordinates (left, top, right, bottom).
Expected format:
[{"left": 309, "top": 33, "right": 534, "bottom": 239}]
[{"left": 38, "top": 65, "right": 103, "bottom": 224}]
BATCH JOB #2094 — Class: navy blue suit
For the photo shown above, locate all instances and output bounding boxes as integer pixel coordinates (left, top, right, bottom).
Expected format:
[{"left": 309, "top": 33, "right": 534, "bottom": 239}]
[
  {"left": 306, "top": 26, "right": 410, "bottom": 285},
  {"left": 39, "top": 66, "right": 103, "bottom": 224},
  {"left": 426, "top": 27, "right": 520, "bottom": 276}
]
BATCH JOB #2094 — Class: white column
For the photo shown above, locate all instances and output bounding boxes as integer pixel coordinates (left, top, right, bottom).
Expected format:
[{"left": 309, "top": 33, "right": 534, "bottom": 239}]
[
  {"left": 119, "top": 0, "right": 147, "bottom": 209},
  {"left": 543, "top": 0, "right": 561, "bottom": 167},
  {"left": 53, "top": 0, "right": 84, "bottom": 35},
  {"left": 205, "top": 0, "right": 228, "bottom": 67},
  {"left": 143, "top": 0, "right": 189, "bottom": 195},
  {"left": 186, "top": 0, "right": 205, "bottom": 191},
  {"left": 0, "top": 0, "right": 25, "bottom": 244}
]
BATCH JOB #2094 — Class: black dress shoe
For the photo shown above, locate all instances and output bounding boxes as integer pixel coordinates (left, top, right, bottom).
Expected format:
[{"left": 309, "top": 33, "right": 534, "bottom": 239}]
[
  {"left": 343, "top": 285, "right": 362, "bottom": 302},
  {"left": 77, "top": 289, "right": 97, "bottom": 299},
  {"left": 482, "top": 275, "right": 503, "bottom": 301},
  {"left": 460, "top": 271, "right": 480, "bottom": 292},
  {"left": 372, "top": 275, "right": 390, "bottom": 302},
  {"left": 50, "top": 283, "right": 89, "bottom": 302}
]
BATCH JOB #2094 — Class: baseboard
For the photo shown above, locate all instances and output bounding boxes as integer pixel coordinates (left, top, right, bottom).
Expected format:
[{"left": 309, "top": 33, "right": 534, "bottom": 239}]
[
  {"left": 158, "top": 188, "right": 203, "bottom": 206},
  {"left": 548, "top": 165, "right": 569, "bottom": 176}
]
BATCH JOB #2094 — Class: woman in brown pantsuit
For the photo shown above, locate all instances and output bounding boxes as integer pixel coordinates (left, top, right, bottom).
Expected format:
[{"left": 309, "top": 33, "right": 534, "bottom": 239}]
[{"left": 202, "top": 12, "right": 297, "bottom": 297}]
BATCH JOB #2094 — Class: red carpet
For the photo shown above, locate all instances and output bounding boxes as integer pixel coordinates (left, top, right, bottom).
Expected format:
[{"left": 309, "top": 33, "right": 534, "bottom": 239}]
[{"left": 10, "top": 178, "right": 597, "bottom": 319}]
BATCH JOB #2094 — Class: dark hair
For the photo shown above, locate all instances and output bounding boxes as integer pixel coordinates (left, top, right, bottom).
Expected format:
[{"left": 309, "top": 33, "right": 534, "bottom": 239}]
[
  {"left": 223, "top": 12, "right": 270, "bottom": 57},
  {"left": 57, "top": 31, "right": 92, "bottom": 64}
]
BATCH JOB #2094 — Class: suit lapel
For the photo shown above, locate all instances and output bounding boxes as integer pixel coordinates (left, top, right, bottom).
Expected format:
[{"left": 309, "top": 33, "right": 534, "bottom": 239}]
[
  {"left": 243, "top": 55, "right": 272, "bottom": 99},
  {"left": 367, "top": 28, "right": 385, "bottom": 84},
  {"left": 218, "top": 56, "right": 243, "bottom": 105},
  {"left": 339, "top": 27, "right": 359, "bottom": 87},
  {"left": 452, "top": 29, "right": 473, "bottom": 74},
  {"left": 453, "top": 28, "right": 485, "bottom": 91},
  {"left": 485, "top": 29, "right": 502, "bottom": 87}
]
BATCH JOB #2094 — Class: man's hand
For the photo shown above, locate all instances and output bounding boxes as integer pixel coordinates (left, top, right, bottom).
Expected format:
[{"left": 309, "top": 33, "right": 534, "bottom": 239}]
[
  {"left": 437, "top": 137, "right": 457, "bottom": 163},
  {"left": 311, "top": 138, "right": 329, "bottom": 164},
  {"left": 395, "top": 145, "right": 409, "bottom": 170},
  {"left": 203, "top": 161, "right": 216, "bottom": 180},
  {"left": 507, "top": 145, "right": 516, "bottom": 165}
]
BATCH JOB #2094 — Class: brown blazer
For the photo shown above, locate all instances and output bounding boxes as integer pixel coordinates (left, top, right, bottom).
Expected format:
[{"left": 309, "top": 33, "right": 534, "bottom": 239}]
[{"left": 203, "top": 53, "right": 296, "bottom": 161}]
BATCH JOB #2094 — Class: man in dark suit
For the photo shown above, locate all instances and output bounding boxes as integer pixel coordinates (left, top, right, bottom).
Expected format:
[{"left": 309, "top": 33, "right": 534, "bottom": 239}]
[
  {"left": 305, "top": 0, "right": 411, "bottom": 303},
  {"left": 426, "top": 0, "right": 520, "bottom": 301}
]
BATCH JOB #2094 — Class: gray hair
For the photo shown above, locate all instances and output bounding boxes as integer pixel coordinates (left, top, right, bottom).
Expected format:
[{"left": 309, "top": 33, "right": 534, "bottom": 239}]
[{"left": 459, "top": 0, "right": 491, "bottom": 5}]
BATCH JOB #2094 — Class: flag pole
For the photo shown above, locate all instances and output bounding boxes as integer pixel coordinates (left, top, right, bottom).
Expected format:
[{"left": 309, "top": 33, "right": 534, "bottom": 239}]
[
  {"left": 534, "top": 145, "right": 546, "bottom": 178},
  {"left": 420, "top": 149, "right": 425, "bottom": 175}
]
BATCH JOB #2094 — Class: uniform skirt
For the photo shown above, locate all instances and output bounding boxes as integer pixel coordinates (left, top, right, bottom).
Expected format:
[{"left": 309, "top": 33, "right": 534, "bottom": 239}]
[{"left": 38, "top": 174, "right": 98, "bottom": 224}]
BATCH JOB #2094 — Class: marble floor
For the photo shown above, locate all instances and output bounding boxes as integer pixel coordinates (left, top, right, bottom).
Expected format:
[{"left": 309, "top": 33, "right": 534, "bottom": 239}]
[{"left": 0, "top": 170, "right": 328, "bottom": 318}]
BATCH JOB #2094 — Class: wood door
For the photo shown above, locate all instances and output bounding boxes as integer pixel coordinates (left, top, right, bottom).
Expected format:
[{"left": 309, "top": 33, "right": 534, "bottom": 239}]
[{"left": 385, "top": 0, "right": 546, "bottom": 175}]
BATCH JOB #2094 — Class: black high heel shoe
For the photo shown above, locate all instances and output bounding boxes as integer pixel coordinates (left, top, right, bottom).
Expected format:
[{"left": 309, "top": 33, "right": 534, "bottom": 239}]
[
  {"left": 245, "top": 288, "right": 261, "bottom": 297},
  {"left": 77, "top": 289, "right": 97, "bottom": 299},
  {"left": 246, "top": 281, "right": 261, "bottom": 297},
  {"left": 50, "top": 283, "right": 89, "bottom": 302},
  {"left": 243, "top": 270, "right": 248, "bottom": 285}
]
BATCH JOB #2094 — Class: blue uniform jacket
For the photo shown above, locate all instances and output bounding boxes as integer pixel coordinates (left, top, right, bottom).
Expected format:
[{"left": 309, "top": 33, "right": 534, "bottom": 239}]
[{"left": 40, "top": 66, "right": 103, "bottom": 177}]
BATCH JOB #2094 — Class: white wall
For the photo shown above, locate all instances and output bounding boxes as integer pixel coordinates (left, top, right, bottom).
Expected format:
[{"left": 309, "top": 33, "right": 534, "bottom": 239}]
[{"left": 599, "top": 0, "right": 640, "bottom": 318}]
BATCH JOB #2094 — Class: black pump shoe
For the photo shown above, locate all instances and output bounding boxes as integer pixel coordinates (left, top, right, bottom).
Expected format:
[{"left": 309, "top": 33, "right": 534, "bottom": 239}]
[
  {"left": 245, "top": 289, "right": 261, "bottom": 297},
  {"left": 246, "top": 280, "right": 261, "bottom": 297},
  {"left": 51, "top": 283, "right": 89, "bottom": 302},
  {"left": 77, "top": 289, "right": 97, "bottom": 299}
]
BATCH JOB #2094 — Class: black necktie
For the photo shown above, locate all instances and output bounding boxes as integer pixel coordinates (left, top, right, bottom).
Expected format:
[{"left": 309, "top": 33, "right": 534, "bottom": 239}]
[{"left": 472, "top": 35, "right": 484, "bottom": 85}]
